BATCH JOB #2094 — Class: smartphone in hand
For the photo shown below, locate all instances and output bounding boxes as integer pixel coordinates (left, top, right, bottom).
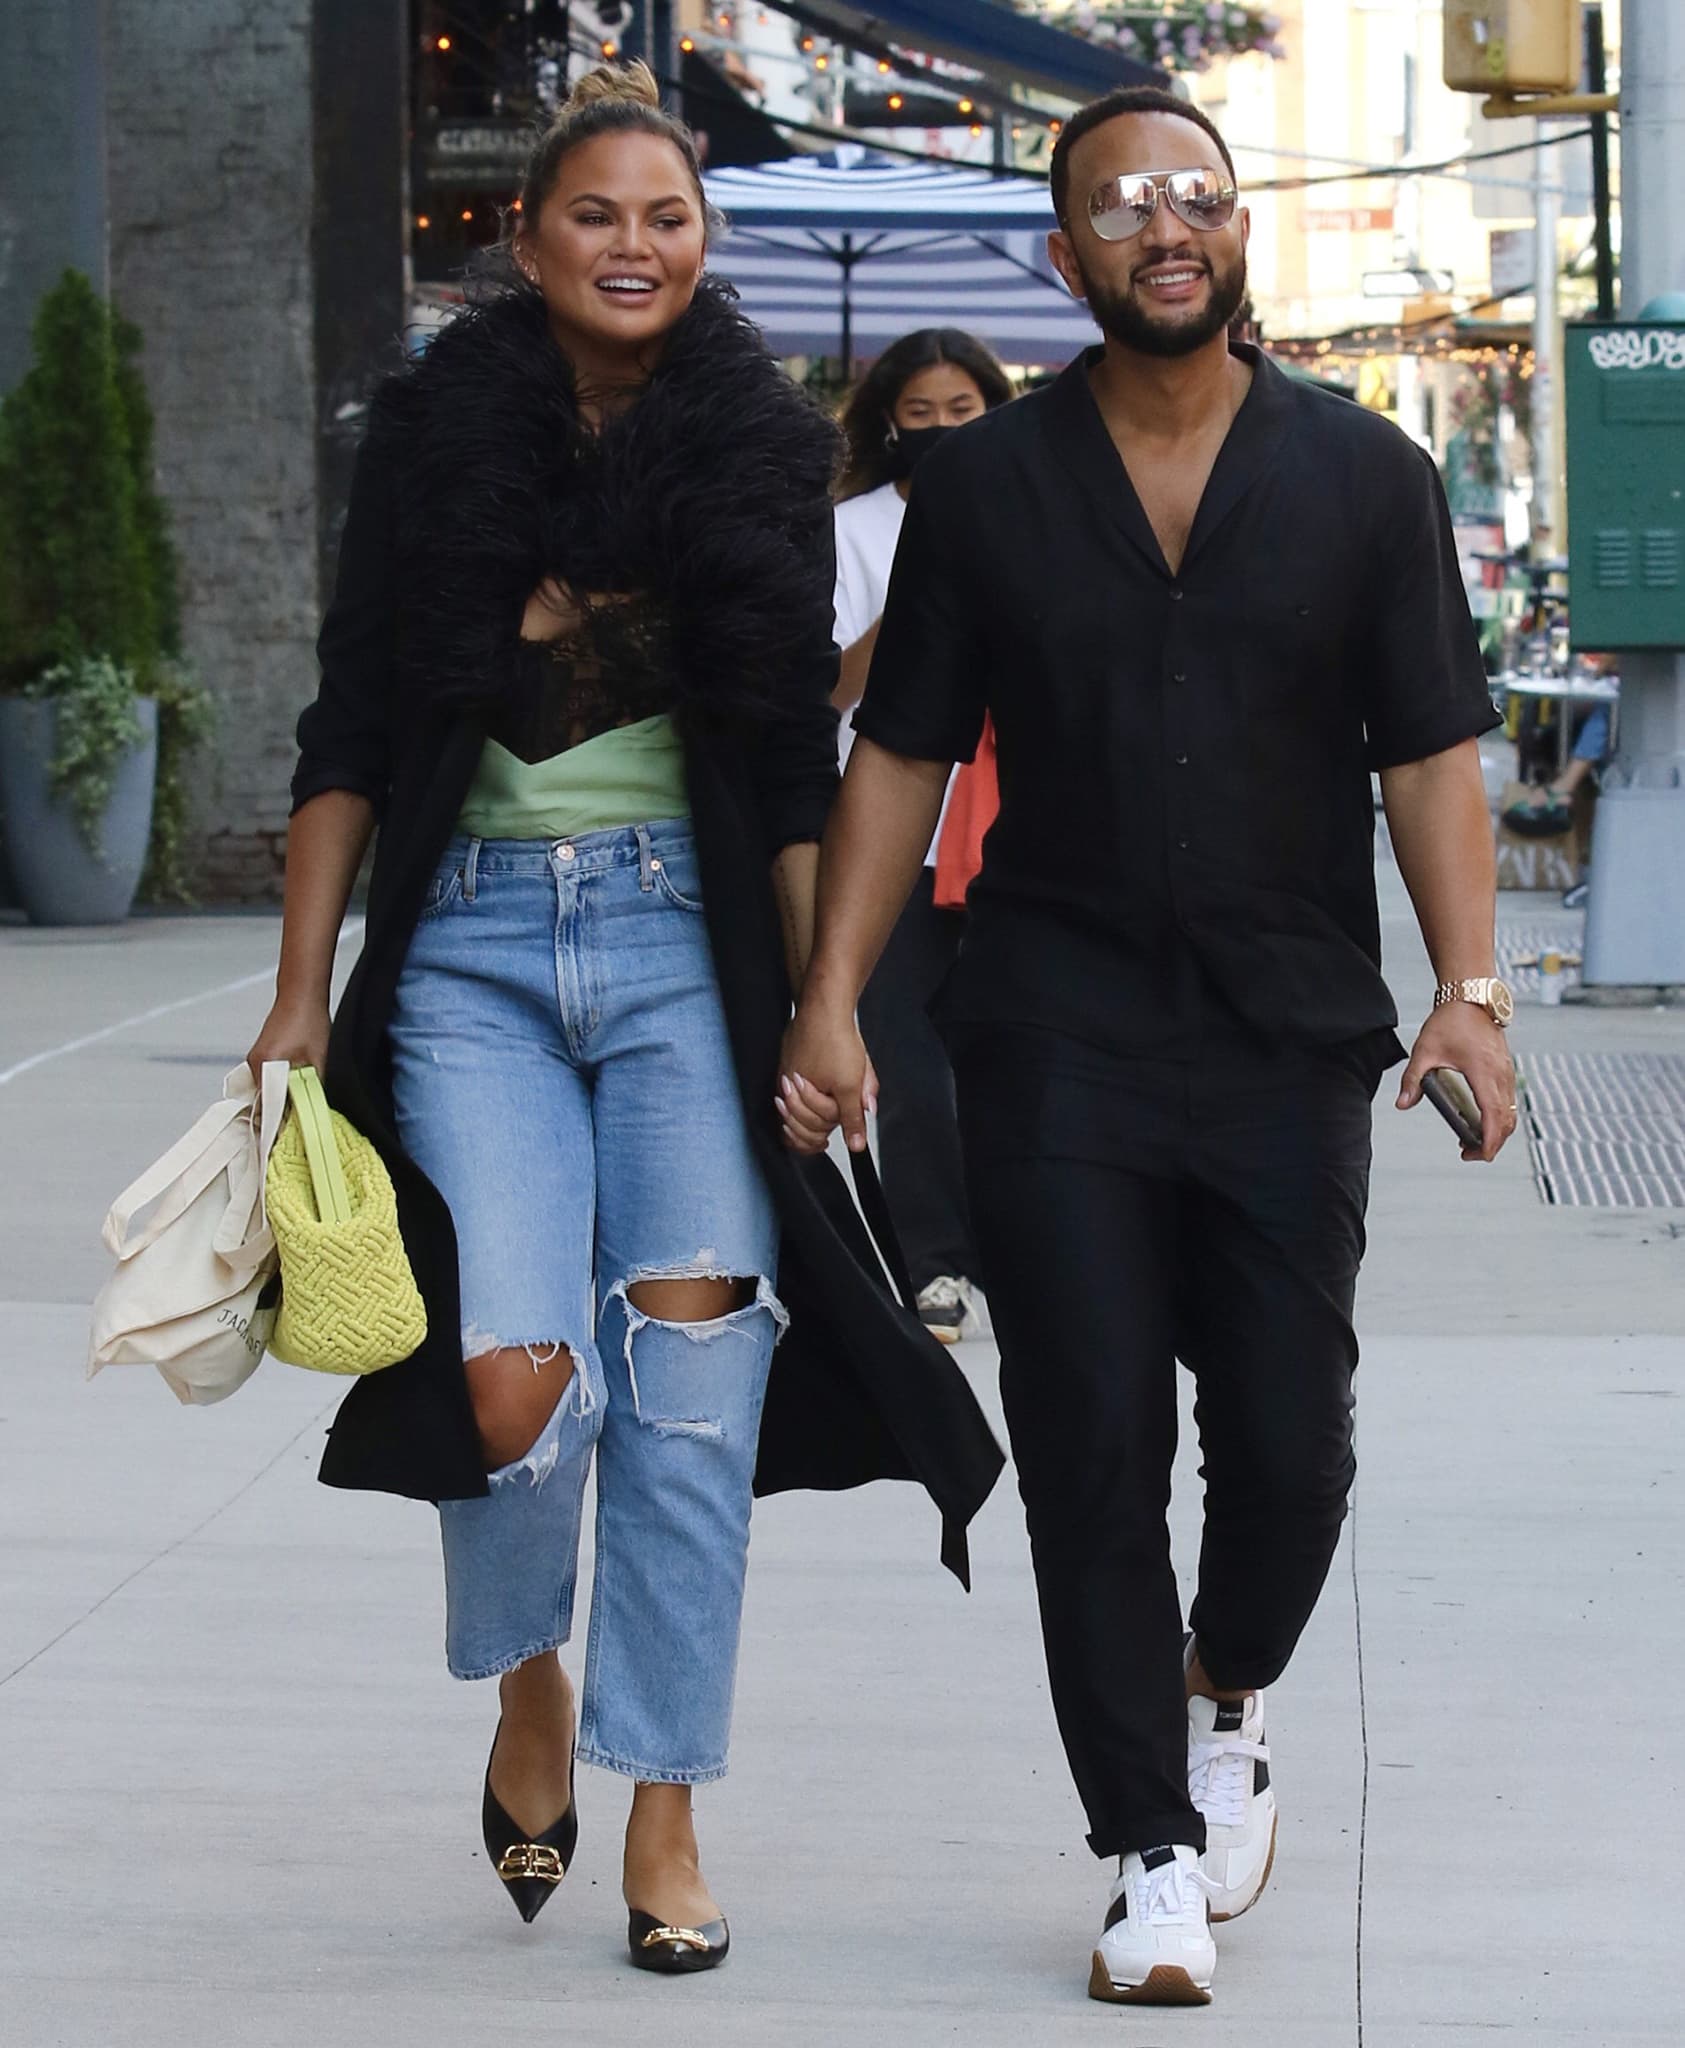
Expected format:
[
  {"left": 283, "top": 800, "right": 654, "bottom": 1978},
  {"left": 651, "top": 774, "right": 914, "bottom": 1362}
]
[{"left": 1421, "top": 1069, "right": 1483, "bottom": 1151}]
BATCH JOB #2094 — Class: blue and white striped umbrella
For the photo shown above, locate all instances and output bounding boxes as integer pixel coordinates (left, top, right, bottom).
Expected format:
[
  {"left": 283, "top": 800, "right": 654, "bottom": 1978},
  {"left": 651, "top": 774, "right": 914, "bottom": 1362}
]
[{"left": 704, "top": 153, "right": 1096, "bottom": 371}]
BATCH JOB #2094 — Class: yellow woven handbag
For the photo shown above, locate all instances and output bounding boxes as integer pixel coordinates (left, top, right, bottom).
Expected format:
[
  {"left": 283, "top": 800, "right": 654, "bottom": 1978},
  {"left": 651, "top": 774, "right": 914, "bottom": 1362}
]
[{"left": 265, "top": 1067, "right": 427, "bottom": 1375}]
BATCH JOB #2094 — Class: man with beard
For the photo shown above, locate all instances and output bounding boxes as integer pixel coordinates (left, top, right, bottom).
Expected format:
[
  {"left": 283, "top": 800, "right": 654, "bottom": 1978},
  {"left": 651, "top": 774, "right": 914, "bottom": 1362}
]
[{"left": 776, "top": 88, "right": 1516, "bottom": 2006}]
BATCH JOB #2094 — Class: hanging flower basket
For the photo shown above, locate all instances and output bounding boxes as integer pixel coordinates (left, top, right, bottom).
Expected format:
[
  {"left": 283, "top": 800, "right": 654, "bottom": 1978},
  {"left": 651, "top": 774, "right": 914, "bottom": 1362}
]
[{"left": 1006, "top": 3, "right": 1287, "bottom": 73}]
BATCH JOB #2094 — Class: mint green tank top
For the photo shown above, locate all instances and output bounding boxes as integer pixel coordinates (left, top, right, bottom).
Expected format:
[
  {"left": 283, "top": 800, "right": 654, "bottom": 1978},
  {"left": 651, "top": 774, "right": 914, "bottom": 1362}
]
[{"left": 458, "top": 713, "right": 689, "bottom": 841}]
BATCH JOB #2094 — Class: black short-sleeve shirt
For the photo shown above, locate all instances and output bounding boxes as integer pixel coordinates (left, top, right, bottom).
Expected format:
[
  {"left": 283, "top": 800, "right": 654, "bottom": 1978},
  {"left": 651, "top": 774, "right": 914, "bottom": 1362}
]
[{"left": 851, "top": 344, "right": 1498, "bottom": 1060}]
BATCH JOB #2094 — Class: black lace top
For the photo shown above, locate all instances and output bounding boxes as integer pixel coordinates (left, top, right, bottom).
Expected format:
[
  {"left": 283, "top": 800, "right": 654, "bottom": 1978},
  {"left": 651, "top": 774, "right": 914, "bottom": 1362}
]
[{"left": 490, "top": 596, "right": 678, "bottom": 764}]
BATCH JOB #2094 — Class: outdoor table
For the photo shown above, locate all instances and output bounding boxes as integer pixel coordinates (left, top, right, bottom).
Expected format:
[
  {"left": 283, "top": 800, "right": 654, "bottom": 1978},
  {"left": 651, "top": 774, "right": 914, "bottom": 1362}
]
[{"left": 1490, "top": 671, "right": 1622, "bottom": 774}]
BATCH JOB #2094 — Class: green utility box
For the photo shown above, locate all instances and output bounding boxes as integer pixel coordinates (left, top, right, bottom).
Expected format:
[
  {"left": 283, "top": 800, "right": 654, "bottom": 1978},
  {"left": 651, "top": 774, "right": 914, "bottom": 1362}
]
[{"left": 1565, "top": 321, "right": 1685, "bottom": 651}]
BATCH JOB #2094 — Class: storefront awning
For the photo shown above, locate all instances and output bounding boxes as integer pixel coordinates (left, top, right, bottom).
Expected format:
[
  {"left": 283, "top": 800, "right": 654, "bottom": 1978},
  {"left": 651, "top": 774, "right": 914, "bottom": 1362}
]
[{"left": 769, "top": 0, "right": 1165, "bottom": 106}]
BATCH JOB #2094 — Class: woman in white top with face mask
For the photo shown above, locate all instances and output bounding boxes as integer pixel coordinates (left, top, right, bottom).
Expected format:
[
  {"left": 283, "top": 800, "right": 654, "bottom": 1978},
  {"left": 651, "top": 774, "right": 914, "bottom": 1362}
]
[{"left": 831, "top": 328, "right": 1014, "bottom": 1345}]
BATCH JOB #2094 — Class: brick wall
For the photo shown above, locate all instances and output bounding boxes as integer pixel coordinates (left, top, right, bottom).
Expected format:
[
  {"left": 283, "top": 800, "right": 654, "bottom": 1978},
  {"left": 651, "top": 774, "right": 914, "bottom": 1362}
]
[{"left": 105, "top": 0, "right": 322, "bottom": 902}]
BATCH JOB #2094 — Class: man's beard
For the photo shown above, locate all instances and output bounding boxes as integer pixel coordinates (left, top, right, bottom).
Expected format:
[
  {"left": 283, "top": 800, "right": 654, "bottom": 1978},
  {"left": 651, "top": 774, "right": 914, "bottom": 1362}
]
[{"left": 1079, "top": 247, "right": 1249, "bottom": 358}]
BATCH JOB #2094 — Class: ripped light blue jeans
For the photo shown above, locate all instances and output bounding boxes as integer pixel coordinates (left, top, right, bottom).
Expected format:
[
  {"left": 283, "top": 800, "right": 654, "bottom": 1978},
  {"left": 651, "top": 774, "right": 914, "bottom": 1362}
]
[{"left": 387, "top": 822, "right": 784, "bottom": 1784}]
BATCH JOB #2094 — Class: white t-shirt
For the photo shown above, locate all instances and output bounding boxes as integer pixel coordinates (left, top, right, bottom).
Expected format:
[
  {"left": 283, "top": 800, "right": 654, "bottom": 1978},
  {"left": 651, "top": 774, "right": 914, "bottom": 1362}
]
[{"left": 832, "top": 482, "right": 956, "bottom": 868}]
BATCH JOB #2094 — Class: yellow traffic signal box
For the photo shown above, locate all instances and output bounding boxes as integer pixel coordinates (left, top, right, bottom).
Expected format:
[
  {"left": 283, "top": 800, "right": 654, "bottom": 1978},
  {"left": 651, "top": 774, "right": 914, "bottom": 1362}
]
[{"left": 1444, "top": 0, "right": 1581, "bottom": 94}]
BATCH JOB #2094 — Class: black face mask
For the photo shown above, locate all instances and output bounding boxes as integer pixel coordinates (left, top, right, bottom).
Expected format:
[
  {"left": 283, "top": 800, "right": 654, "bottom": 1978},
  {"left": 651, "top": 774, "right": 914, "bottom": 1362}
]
[{"left": 883, "top": 423, "right": 954, "bottom": 480}]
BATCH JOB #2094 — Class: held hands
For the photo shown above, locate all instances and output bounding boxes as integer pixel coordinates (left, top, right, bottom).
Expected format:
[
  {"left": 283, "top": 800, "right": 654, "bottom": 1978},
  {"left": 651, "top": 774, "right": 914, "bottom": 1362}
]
[
  {"left": 246, "top": 993, "right": 331, "bottom": 1083},
  {"left": 1396, "top": 1003, "right": 1517, "bottom": 1163},
  {"left": 776, "top": 1006, "right": 879, "bottom": 1157}
]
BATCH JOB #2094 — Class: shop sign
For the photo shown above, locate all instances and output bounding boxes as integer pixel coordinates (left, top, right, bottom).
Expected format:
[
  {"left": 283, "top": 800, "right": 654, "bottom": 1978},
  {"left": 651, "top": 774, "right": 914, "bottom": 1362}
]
[
  {"left": 1301, "top": 207, "right": 1394, "bottom": 233},
  {"left": 421, "top": 120, "right": 531, "bottom": 191}
]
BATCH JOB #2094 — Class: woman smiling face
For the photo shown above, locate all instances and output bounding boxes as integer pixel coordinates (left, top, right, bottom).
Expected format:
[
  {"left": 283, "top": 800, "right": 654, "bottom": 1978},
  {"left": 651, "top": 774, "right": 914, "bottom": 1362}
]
[{"left": 514, "top": 129, "right": 707, "bottom": 378}]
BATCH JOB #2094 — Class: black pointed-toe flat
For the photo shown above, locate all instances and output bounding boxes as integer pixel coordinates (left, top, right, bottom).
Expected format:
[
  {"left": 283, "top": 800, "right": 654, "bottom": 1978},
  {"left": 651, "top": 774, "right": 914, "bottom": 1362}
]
[
  {"left": 481, "top": 1721, "right": 578, "bottom": 1925},
  {"left": 626, "top": 1909, "right": 731, "bottom": 1974}
]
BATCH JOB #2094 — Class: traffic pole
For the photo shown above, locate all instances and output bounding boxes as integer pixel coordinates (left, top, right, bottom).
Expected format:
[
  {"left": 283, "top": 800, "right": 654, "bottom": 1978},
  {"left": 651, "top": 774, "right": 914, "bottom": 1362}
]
[
  {"left": 1530, "top": 140, "right": 1561, "bottom": 549},
  {"left": 1580, "top": 0, "right": 1685, "bottom": 990}
]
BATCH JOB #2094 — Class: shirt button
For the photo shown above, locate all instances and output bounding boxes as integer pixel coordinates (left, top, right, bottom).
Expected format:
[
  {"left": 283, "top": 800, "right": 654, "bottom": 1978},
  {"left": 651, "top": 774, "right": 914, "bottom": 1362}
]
[
  {"left": 1175, "top": 753, "right": 1189, "bottom": 766},
  {"left": 1169, "top": 587, "right": 1185, "bottom": 601},
  {"left": 1171, "top": 671, "right": 1187, "bottom": 684},
  {"left": 1177, "top": 837, "right": 1190, "bottom": 850}
]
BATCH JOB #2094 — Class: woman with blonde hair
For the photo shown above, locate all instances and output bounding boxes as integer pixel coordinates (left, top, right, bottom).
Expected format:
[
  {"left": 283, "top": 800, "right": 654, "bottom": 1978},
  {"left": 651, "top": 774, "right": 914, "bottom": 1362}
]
[{"left": 250, "top": 64, "right": 999, "bottom": 1972}]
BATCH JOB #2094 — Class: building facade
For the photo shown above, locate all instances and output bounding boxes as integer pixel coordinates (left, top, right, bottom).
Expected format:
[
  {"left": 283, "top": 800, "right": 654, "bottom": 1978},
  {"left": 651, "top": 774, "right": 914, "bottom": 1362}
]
[{"left": 2, "top": 0, "right": 406, "bottom": 902}]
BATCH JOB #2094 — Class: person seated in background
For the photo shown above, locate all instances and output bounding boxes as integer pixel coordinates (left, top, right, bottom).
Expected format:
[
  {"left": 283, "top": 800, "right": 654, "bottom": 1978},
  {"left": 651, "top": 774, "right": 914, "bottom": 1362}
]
[
  {"left": 1504, "top": 702, "right": 1612, "bottom": 838},
  {"left": 1503, "top": 702, "right": 1612, "bottom": 909}
]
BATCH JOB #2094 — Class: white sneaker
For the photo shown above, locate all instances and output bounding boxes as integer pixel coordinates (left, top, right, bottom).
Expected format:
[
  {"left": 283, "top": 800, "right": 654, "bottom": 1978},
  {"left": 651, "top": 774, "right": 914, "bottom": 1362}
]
[
  {"left": 1187, "top": 1688, "right": 1277, "bottom": 1921},
  {"left": 916, "top": 1276, "right": 967, "bottom": 1344},
  {"left": 1088, "top": 1846, "right": 1215, "bottom": 2006}
]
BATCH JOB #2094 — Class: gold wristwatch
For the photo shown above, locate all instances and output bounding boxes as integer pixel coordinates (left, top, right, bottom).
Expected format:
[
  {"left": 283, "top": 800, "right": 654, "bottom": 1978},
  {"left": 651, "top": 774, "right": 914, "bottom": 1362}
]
[{"left": 1432, "top": 976, "right": 1514, "bottom": 1027}]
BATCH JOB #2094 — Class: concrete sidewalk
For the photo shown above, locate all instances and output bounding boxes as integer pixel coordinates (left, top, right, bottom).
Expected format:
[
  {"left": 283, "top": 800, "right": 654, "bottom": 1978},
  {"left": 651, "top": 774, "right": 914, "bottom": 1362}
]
[{"left": 1, "top": 876, "right": 1681, "bottom": 2047}]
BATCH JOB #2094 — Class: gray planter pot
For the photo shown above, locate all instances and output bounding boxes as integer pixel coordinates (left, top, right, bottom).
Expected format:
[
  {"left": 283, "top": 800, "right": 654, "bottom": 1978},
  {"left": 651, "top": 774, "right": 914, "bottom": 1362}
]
[{"left": 0, "top": 695, "right": 158, "bottom": 925}]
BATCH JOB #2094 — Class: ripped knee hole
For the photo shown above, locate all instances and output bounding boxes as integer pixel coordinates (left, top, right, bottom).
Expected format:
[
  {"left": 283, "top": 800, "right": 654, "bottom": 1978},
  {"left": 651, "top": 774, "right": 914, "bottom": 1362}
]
[
  {"left": 465, "top": 1340, "right": 585, "bottom": 1472},
  {"left": 623, "top": 1274, "right": 756, "bottom": 1324}
]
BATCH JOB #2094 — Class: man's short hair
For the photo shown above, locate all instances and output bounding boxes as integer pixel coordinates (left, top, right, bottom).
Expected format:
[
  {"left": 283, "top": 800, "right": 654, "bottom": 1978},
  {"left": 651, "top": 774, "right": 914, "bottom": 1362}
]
[{"left": 1050, "top": 86, "right": 1238, "bottom": 229}]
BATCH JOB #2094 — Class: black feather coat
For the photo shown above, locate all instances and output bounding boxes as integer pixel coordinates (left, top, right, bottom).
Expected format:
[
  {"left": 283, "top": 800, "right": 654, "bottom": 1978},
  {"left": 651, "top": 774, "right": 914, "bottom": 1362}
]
[{"left": 292, "top": 281, "right": 1004, "bottom": 1583}]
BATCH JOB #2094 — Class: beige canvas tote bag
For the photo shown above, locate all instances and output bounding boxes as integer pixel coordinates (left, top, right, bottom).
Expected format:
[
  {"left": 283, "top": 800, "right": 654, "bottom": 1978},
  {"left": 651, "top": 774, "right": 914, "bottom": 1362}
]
[{"left": 88, "top": 1060, "right": 289, "bottom": 1405}]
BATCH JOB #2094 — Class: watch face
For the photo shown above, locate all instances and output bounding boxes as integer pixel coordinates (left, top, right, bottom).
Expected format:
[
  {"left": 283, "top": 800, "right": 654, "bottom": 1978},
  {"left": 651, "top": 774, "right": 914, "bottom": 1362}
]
[{"left": 1488, "top": 980, "right": 1515, "bottom": 1026}]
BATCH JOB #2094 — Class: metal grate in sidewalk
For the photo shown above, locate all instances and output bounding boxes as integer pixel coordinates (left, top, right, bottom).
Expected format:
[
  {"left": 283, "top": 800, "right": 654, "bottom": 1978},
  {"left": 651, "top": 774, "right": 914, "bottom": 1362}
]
[{"left": 1520, "top": 1051, "right": 1685, "bottom": 1207}]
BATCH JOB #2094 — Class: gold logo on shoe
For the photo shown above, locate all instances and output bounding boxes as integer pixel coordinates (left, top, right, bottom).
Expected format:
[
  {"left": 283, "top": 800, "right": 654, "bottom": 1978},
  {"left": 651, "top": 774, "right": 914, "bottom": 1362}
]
[
  {"left": 498, "top": 1843, "right": 565, "bottom": 1883},
  {"left": 639, "top": 1925, "right": 711, "bottom": 1951}
]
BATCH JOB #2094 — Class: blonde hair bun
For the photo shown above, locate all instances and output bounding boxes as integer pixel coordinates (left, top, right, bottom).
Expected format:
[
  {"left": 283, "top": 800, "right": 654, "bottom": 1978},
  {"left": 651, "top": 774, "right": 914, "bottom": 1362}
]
[{"left": 564, "top": 60, "right": 661, "bottom": 116}]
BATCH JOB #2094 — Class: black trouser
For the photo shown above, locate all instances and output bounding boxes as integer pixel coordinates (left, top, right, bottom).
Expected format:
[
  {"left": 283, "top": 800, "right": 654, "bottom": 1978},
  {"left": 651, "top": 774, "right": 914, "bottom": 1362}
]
[
  {"left": 857, "top": 868, "right": 979, "bottom": 1292},
  {"left": 951, "top": 1024, "right": 1376, "bottom": 1860}
]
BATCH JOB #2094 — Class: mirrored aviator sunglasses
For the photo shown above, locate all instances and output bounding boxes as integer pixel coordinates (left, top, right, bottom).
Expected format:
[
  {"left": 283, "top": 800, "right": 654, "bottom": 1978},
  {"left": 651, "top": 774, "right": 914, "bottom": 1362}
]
[{"left": 1086, "top": 167, "right": 1238, "bottom": 243}]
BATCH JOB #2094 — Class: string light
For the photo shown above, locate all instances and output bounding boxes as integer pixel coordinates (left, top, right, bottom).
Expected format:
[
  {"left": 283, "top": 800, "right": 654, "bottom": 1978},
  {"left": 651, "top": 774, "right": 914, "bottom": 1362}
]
[
  {"left": 970, "top": 123, "right": 984, "bottom": 138},
  {"left": 958, "top": 98, "right": 974, "bottom": 114},
  {"left": 887, "top": 93, "right": 904, "bottom": 110},
  {"left": 461, "top": 208, "right": 473, "bottom": 222},
  {"left": 815, "top": 53, "right": 829, "bottom": 69},
  {"left": 436, "top": 33, "right": 452, "bottom": 51},
  {"left": 601, "top": 38, "right": 617, "bottom": 55},
  {"left": 417, "top": 214, "right": 431, "bottom": 229},
  {"left": 877, "top": 59, "right": 891, "bottom": 73},
  {"left": 1280, "top": 332, "right": 1533, "bottom": 367},
  {"left": 680, "top": 34, "right": 695, "bottom": 51}
]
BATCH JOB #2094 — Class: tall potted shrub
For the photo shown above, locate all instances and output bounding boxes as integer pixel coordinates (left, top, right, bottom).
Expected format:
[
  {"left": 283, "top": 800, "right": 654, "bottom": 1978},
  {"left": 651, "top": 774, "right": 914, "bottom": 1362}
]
[{"left": 0, "top": 271, "right": 209, "bottom": 922}]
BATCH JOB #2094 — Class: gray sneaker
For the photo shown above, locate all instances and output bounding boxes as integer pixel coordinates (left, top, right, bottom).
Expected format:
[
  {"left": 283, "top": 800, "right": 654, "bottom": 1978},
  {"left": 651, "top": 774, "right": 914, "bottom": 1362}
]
[{"left": 916, "top": 1276, "right": 967, "bottom": 1344}]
